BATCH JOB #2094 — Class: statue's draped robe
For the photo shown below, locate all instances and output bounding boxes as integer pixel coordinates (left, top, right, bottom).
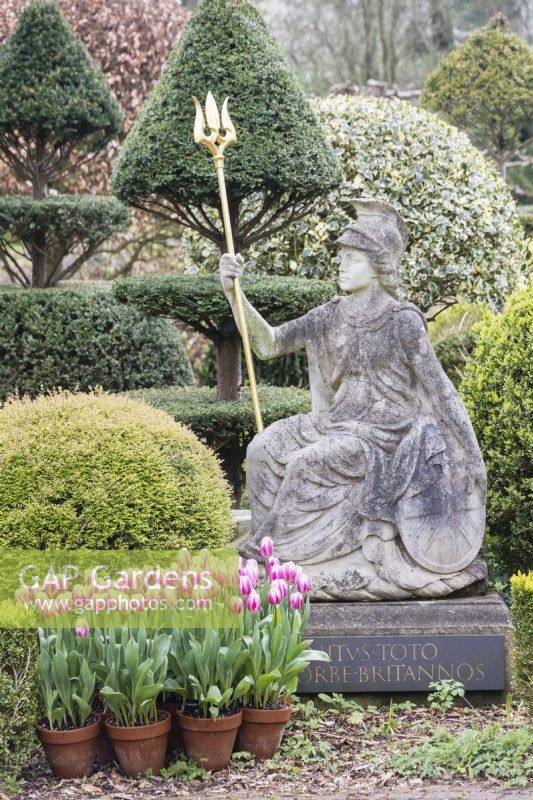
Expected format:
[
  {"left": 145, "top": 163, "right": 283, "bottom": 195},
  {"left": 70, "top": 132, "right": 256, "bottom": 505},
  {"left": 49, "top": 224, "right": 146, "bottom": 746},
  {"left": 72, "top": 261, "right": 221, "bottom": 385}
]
[{"left": 245, "top": 296, "right": 486, "bottom": 600}]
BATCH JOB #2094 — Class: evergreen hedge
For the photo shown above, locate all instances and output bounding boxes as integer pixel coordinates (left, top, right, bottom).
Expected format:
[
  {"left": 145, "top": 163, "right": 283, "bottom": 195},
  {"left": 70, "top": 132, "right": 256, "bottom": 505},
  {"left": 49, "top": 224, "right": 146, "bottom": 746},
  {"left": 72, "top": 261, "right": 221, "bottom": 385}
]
[
  {"left": 461, "top": 288, "right": 533, "bottom": 575},
  {"left": 113, "top": 273, "right": 335, "bottom": 335},
  {"left": 129, "top": 384, "right": 311, "bottom": 505},
  {"left": 510, "top": 571, "right": 533, "bottom": 715},
  {"left": 0, "top": 288, "right": 192, "bottom": 401},
  {"left": 0, "top": 391, "right": 232, "bottom": 549}
]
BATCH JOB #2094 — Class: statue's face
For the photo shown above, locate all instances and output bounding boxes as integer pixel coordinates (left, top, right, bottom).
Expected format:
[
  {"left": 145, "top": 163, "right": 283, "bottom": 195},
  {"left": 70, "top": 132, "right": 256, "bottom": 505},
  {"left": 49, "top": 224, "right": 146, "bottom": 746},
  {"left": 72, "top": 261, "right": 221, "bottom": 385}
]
[{"left": 338, "top": 246, "right": 376, "bottom": 292}]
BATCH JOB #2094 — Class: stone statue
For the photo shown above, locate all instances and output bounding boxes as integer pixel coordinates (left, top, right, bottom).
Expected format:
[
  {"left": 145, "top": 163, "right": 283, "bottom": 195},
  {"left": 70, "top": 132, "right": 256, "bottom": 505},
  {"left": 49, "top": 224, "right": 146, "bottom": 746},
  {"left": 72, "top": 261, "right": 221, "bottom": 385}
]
[{"left": 220, "top": 198, "right": 487, "bottom": 601}]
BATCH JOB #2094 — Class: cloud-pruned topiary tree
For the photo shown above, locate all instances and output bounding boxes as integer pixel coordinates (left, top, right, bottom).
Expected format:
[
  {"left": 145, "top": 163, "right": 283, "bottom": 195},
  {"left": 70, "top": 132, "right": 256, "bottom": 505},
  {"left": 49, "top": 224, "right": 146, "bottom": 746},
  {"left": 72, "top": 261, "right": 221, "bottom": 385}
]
[
  {"left": 112, "top": 0, "right": 341, "bottom": 399},
  {"left": 249, "top": 95, "right": 526, "bottom": 316},
  {"left": 0, "top": 1, "right": 126, "bottom": 287},
  {"left": 421, "top": 14, "right": 533, "bottom": 178}
]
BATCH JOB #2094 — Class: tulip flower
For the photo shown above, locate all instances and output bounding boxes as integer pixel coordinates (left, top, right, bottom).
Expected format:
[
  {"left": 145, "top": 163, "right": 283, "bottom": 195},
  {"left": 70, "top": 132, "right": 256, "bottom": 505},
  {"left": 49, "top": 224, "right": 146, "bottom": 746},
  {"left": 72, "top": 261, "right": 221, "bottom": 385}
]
[
  {"left": 289, "top": 591, "right": 304, "bottom": 610},
  {"left": 229, "top": 595, "right": 244, "bottom": 614},
  {"left": 269, "top": 562, "right": 283, "bottom": 580},
  {"left": 244, "top": 558, "right": 259, "bottom": 586},
  {"left": 259, "top": 536, "right": 274, "bottom": 558},
  {"left": 281, "top": 561, "right": 298, "bottom": 582},
  {"left": 266, "top": 555, "right": 280, "bottom": 576},
  {"left": 267, "top": 583, "right": 283, "bottom": 605},
  {"left": 246, "top": 589, "right": 261, "bottom": 612},
  {"left": 239, "top": 573, "right": 253, "bottom": 596},
  {"left": 75, "top": 625, "right": 90, "bottom": 638},
  {"left": 271, "top": 578, "right": 288, "bottom": 598},
  {"left": 296, "top": 572, "right": 311, "bottom": 593}
]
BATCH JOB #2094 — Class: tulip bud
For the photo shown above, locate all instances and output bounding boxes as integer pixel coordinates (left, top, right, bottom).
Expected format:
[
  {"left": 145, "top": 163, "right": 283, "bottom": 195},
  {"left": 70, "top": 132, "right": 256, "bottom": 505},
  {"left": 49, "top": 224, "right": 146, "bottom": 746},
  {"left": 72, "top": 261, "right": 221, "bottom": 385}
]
[
  {"left": 296, "top": 572, "right": 311, "bottom": 593},
  {"left": 266, "top": 556, "right": 280, "bottom": 576},
  {"left": 259, "top": 536, "right": 274, "bottom": 558},
  {"left": 75, "top": 625, "right": 90, "bottom": 638},
  {"left": 239, "top": 573, "right": 253, "bottom": 596},
  {"left": 269, "top": 562, "right": 283, "bottom": 581},
  {"left": 289, "top": 591, "right": 304, "bottom": 610},
  {"left": 246, "top": 589, "right": 261, "bottom": 613}
]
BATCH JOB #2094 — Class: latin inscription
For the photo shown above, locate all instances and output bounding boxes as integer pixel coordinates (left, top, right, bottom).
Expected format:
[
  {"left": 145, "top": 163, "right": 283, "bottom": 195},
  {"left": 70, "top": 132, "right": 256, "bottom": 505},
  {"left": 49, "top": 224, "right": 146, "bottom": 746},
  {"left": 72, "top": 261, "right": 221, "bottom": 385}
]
[{"left": 298, "top": 635, "right": 505, "bottom": 692}]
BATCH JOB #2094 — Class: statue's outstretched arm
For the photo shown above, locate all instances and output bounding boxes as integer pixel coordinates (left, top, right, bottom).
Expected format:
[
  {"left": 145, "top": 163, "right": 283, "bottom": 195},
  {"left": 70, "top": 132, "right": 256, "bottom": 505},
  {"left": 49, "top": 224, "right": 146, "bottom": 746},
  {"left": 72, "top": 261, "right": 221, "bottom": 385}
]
[
  {"left": 399, "top": 309, "right": 486, "bottom": 490},
  {"left": 220, "top": 253, "right": 307, "bottom": 359}
]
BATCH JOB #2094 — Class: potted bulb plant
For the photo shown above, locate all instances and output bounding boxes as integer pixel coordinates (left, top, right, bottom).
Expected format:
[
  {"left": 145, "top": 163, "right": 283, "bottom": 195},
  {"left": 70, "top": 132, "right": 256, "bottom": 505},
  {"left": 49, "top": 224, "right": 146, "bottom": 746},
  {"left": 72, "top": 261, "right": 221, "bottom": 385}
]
[
  {"left": 175, "top": 628, "right": 253, "bottom": 771},
  {"left": 236, "top": 540, "right": 328, "bottom": 760},
  {"left": 100, "top": 628, "right": 171, "bottom": 777},
  {"left": 36, "top": 629, "right": 100, "bottom": 779}
]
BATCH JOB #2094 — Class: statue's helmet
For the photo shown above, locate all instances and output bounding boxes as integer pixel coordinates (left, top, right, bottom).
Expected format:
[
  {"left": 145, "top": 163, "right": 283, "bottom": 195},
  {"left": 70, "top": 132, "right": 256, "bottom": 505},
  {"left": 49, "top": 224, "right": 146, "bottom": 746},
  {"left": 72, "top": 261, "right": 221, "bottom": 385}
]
[{"left": 335, "top": 198, "right": 409, "bottom": 267}]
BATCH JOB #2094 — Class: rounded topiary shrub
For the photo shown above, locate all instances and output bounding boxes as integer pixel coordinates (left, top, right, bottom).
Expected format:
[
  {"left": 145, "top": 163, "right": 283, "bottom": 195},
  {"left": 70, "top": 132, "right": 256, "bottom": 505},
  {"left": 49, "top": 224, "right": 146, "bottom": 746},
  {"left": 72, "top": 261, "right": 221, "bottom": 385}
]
[
  {"left": 0, "top": 630, "right": 38, "bottom": 790},
  {"left": 0, "top": 391, "right": 232, "bottom": 549},
  {"left": 249, "top": 95, "right": 526, "bottom": 312},
  {"left": 0, "top": 288, "right": 192, "bottom": 401},
  {"left": 461, "top": 288, "right": 533, "bottom": 576}
]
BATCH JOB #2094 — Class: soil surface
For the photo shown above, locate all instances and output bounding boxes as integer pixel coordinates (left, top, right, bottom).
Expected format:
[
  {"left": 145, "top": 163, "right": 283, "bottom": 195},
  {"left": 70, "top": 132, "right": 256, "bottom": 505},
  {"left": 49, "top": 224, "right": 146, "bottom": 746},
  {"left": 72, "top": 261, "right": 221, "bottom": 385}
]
[{"left": 14, "top": 700, "right": 532, "bottom": 800}]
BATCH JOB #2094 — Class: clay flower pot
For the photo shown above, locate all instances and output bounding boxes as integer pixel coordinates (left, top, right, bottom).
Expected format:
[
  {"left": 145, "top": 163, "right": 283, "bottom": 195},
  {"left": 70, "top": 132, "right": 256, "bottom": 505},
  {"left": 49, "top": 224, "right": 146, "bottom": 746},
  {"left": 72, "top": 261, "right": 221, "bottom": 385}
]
[
  {"left": 236, "top": 703, "right": 292, "bottom": 760},
  {"left": 157, "top": 700, "right": 183, "bottom": 755},
  {"left": 177, "top": 709, "right": 242, "bottom": 771},
  {"left": 95, "top": 712, "right": 115, "bottom": 766},
  {"left": 105, "top": 712, "right": 171, "bottom": 777},
  {"left": 36, "top": 717, "right": 100, "bottom": 779}
]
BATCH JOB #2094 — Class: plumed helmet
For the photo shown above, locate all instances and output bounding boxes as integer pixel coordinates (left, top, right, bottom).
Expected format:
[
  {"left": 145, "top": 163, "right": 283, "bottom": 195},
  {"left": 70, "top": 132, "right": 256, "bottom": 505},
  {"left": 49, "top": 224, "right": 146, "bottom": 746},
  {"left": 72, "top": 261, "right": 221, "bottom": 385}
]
[{"left": 335, "top": 198, "right": 409, "bottom": 265}]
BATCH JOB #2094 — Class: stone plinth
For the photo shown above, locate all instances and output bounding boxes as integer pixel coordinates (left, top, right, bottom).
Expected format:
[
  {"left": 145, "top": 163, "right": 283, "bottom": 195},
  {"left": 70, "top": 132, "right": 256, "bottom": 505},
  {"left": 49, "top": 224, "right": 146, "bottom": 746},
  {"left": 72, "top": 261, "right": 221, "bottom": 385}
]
[{"left": 299, "top": 592, "right": 511, "bottom": 697}]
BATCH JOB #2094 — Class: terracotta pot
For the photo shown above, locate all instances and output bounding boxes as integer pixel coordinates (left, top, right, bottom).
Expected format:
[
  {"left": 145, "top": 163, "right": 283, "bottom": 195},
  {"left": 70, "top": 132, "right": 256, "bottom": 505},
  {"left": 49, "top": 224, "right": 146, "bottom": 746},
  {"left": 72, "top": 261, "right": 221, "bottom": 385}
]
[
  {"left": 157, "top": 700, "right": 183, "bottom": 754},
  {"left": 236, "top": 704, "right": 292, "bottom": 760},
  {"left": 36, "top": 717, "right": 100, "bottom": 779},
  {"left": 95, "top": 712, "right": 115, "bottom": 766},
  {"left": 105, "top": 712, "right": 171, "bottom": 777},
  {"left": 177, "top": 709, "right": 242, "bottom": 771}
]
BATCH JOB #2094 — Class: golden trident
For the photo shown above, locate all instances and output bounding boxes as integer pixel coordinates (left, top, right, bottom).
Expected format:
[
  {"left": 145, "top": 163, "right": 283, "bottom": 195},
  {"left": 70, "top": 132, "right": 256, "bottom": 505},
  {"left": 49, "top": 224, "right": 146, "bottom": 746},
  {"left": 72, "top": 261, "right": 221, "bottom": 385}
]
[{"left": 193, "top": 91, "right": 263, "bottom": 432}]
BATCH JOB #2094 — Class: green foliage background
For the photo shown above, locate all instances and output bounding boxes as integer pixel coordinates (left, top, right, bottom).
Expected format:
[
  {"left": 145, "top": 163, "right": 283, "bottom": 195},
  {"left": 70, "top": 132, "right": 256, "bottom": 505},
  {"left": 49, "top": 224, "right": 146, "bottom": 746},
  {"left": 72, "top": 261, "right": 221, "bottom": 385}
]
[
  {"left": 461, "top": 288, "right": 533, "bottom": 576},
  {"left": 0, "top": 288, "right": 192, "bottom": 401},
  {"left": 421, "top": 15, "right": 533, "bottom": 164},
  {"left": 0, "top": 391, "right": 232, "bottom": 550},
  {"left": 511, "top": 572, "right": 533, "bottom": 715}
]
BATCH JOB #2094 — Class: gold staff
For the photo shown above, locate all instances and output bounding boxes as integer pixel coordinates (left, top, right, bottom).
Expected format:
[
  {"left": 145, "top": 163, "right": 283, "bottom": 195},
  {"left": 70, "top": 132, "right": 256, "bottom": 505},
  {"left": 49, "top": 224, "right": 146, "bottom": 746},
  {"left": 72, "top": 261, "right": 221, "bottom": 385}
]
[{"left": 193, "top": 91, "right": 263, "bottom": 432}]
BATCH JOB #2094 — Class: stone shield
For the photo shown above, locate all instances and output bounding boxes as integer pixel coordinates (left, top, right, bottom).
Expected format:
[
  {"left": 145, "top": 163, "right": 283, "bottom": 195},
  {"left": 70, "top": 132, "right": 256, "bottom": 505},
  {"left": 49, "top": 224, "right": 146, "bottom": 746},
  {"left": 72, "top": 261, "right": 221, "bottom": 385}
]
[{"left": 395, "top": 478, "right": 486, "bottom": 575}]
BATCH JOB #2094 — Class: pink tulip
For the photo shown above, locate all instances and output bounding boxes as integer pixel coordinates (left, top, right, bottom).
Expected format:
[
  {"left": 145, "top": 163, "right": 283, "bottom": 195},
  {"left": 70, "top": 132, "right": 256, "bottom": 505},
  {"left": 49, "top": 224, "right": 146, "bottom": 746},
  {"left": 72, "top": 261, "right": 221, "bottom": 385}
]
[
  {"left": 259, "top": 536, "right": 274, "bottom": 558},
  {"left": 296, "top": 573, "right": 311, "bottom": 593},
  {"left": 75, "top": 625, "right": 90, "bottom": 638},
  {"left": 229, "top": 596, "right": 244, "bottom": 614},
  {"left": 281, "top": 561, "right": 298, "bottom": 582},
  {"left": 239, "top": 556, "right": 244, "bottom": 574},
  {"left": 269, "top": 562, "right": 283, "bottom": 580},
  {"left": 239, "top": 573, "right": 253, "bottom": 596},
  {"left": 246, "top": 589, "right": 261, "bottom": 612},
  {"left": 268, "top": 584, "right": 283, "bottom": 605},
  {"left": 244, "top": 558, "right": 259, "bottom": 586},
  {"left": 271, "top": 578, "right": 288, "bottom": 598},
  {"left": 289, "top": 591, "right": 304, "bottom": 610}
]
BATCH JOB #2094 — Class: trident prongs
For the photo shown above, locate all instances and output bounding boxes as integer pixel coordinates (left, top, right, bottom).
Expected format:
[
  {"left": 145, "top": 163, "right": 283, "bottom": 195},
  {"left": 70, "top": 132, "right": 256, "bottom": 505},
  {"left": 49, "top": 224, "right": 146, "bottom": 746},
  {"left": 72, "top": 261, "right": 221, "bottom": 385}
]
[{"left": 192, "top": 92, "right": 236, "bottom": 157}]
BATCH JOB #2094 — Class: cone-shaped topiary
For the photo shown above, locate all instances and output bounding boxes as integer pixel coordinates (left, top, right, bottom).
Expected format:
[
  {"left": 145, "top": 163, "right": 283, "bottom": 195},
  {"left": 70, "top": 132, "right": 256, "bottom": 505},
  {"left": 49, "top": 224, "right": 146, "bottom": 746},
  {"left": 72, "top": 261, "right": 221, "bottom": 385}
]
[
  {"left": 0, "top": 0, "right": 121, "bottom": 185},
  {"left": 0, "top": 1, "right": 125, "bottom": 286},
  {"left": 112, "top": 0, "right": 341, "bottom": 252},
  {"left": 421, "top": 14, "right": 533, "bottom": 177},
  {"left": 0, "top": 391, "right": 232, "bottom": 550}
]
